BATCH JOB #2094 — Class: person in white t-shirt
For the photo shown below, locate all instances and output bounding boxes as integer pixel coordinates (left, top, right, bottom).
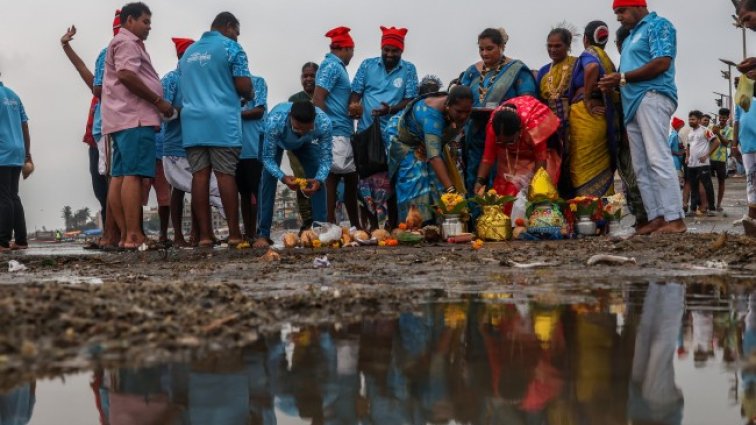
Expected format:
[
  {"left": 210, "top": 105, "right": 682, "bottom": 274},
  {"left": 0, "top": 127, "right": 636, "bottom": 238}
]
[{"left": 686, "top": 110, "right": 719, "bottom": 216}]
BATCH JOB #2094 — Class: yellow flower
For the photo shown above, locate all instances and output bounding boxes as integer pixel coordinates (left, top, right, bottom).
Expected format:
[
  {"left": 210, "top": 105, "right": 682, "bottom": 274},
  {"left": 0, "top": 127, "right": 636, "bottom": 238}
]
[
  {"left": 569, "top": 203, "right": 577, "bottom": 212},
  {"left": 487, "top": 189, "right": 498, "bottom": 196},
  {"left": 312, "top": 239, "right": 322, "bottom": 248}
]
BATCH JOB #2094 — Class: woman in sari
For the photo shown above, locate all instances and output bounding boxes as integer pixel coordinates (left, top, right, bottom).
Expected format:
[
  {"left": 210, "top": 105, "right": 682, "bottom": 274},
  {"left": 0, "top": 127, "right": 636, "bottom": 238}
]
[
  {"left": 386, "top": 86, "right": 473, "bottom": 223},
  {"left": 460, "top": 28, "right": 537, "bottom": 194},
  {"left": 473, "top": 95, "right": 562, "bottom": 219},
  {"left": 537, "top": 25, "right": 616, "bottom": 198}
]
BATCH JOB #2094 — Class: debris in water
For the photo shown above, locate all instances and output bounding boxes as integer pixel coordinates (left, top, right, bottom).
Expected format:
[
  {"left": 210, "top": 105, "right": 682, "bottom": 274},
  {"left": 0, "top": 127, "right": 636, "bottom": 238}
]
[
  {"left": 8, "top": 260, "right": 27, "bottom": 272},
  {"left": 501, "top": 259, "right": 560, "bottom": 268},
  {"left": 262, "top": 250, "right": 280, "bottom": 262},
  {"left": 586, "top": 254, "right": 637, "bottom": 266},
  {"left": 313, "top": 256, "right": 331, "bottom": 268},
  {"left": 703, "top": 260, "right": 728, "bottom": 270},
  {"left": 710, "top": 233, "right": 727, "bottom": 250}
]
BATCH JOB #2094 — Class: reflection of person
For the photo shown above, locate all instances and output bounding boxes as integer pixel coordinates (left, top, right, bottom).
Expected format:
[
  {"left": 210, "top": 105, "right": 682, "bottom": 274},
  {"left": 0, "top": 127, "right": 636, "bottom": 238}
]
[
  {"left": 628, "top": 282, "right": 685, "bottom": 425},
  {"left": 0, "top": 382, "right": 35, "bottom": 425},
  {"left": 474, "top": 96, "right": 561, "bottom": 218}
]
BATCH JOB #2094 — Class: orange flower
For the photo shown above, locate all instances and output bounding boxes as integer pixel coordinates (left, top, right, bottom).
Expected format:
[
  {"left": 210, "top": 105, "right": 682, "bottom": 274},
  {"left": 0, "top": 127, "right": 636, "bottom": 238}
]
[
  {"left": 515, "top": 218, "right": 526, "bottom": 227},
  {"left": 398, "top": 223, "right": 408, "bottom": 231}
]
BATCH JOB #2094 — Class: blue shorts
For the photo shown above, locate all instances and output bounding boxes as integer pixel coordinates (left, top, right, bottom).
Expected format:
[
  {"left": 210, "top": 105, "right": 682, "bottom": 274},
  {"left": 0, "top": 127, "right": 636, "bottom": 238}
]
[{"left": 111, "top": 127, "right": 157, "bottom": 178}]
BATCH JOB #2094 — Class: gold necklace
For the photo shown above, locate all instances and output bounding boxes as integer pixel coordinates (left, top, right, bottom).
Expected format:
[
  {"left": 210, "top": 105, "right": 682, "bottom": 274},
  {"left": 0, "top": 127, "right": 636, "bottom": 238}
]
[{"left": 545, "top": 59, "right": 571, "bottom": 100}]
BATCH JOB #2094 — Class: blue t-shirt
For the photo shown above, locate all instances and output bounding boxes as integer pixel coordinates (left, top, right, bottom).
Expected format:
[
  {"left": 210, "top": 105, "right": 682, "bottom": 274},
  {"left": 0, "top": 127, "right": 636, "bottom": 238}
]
[
  {"left": 161, "top": 67, "right": 185, "bottom": 157},
  {"left": 0, "top": 83, "right": 28, "bottom": 167},
  {"left": 262, "top": 102, "right": 333, "bottom": 182},
  {"left": 92, "top": 47, "right": 107, "bottom": 140},
  {"left": 619, "top": 12, "right": 678, "bottom": 124},
  {"left": 316, "top": 53, "right": 352, "bottom": 137},
  {"left": 668, "top": 130, "right": 682, "bottom": 170},
  {"left": 240, "top": 76, "right": 268, "bottom": 160},
  {"left": 351, "top": 57, "right": 418, "bottom": 133},
  {"left": 736, "top": 102, "right": 756, "bottom": 154},
  {"left": 179, "top": 31, "right": 251, "bottom": 149}
]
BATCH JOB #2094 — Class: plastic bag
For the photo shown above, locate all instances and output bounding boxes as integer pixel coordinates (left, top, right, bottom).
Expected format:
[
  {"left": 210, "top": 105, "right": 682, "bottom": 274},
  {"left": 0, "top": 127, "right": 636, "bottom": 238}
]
[
  {"left": 312, "top": 222, "right": 343, "bottom": 244},
  {"left": 351, "top": 121, "right": 387, "bottom": 179}
]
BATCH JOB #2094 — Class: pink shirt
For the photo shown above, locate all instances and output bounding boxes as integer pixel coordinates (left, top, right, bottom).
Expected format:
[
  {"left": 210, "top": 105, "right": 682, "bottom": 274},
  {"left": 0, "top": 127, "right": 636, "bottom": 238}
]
[{"left": 101, "top": 28, "right": 162, "bottom": 135}]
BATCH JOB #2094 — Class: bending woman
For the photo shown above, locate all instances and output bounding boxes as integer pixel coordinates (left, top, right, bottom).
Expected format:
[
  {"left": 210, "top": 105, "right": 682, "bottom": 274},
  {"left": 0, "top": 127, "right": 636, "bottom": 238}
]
[
  {"left": 386, "top": 86, "right": 474, "bottom": 223},
  {"left": 474, "top": 95, "right": 562, "bottom": 220},
  {"left": 460, "top": 28, "right": 536, "bottom": 193}
]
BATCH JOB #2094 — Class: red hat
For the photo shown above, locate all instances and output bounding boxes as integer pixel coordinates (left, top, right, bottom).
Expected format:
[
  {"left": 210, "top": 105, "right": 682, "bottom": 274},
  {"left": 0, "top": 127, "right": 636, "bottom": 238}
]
[
  {"left": 380, "top": 26, "right": 408, "bottom": 51},
  {"left": 172, "top": 38, "right": 195, "bottom": 56},
  {"left": 613, "top": 0, "right": 647, "bottom": 8},
  {"left": 325, "top": 26, "right": 354, "bottom": 49},
  {"left": 671, "top": 117, "right": 685, "bottom": 130},
  {"left": 113, "top": 9, "right": 121, "bottom": 36}
]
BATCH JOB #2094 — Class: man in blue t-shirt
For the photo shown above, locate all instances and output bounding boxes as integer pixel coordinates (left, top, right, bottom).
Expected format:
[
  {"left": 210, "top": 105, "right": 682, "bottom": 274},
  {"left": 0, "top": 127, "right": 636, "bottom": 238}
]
[
  {"left": 0, "top": 80, "right": 30, "bottom": 251},
  {"left": 237, "top": 75, "right": 268, "bottom": 240},
  {"left": 179, "top": 12, "right": 253, "bottom": 248},
  {"left": 599, "top": 0, "right": 685, "bottom": 235},
  {"left": 313, "top": 26, "right": 361, "bottom": 228},
  {"left": 349, "top": 26, "right": 418, "bottom": 229},
  {"left": 253, "top": 102, "right": 333, "bottom": 248}
]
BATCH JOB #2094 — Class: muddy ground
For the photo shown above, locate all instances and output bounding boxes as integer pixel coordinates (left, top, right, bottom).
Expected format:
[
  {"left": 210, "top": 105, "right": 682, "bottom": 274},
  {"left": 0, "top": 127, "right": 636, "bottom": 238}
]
[{"left": 0, "top": 229, "right": 754, "bottom": 389}]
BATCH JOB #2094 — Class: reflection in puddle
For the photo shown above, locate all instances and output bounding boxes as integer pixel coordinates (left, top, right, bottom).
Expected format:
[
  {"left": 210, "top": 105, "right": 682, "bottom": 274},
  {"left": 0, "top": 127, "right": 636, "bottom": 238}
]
[{"left": 3, "top": 282, "right": 755, "bottom": 424}]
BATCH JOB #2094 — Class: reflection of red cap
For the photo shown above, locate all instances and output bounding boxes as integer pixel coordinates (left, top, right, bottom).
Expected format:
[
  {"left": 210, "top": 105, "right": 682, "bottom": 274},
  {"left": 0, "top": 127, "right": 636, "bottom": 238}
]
[
  {"left": 613, "top": 0, "right": 647, "bottom": 8},
  {"left": 113, "top": 9, "right": 121, "bottom": 36},
  {"left": 325, "top": 26, "right": 354, "bottom": 49},
  {"left": 671, "top": 117, "right": 685, "bottom": 130},
  {"left": 171, "top": 38, "right": 195, "bottom": 56},
  {"left": 380, "top": 26, "right": 408, "bottom": 51}
]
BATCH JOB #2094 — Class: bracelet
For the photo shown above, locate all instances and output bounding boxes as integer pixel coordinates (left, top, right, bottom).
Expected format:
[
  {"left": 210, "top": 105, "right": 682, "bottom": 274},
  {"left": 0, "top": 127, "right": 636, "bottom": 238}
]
[{"left": 444, "top": 186, "right": 457, "bottom": 194}]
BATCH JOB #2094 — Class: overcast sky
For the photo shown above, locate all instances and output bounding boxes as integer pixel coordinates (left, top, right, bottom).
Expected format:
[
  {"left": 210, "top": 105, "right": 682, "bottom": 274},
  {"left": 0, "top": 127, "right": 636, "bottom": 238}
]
[{"left": 0, "top": 0, "right": 748, "bottom": 230}]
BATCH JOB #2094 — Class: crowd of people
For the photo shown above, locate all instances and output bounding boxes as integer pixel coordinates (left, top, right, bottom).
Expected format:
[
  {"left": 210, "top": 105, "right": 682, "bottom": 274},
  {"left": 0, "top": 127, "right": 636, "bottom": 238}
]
[{"left": 1, "top": 0, "right": 755, "bottom": 252}]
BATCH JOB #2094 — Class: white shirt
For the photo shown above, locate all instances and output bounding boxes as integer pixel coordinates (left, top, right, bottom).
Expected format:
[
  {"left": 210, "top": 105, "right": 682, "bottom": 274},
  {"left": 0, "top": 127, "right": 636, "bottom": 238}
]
[{"left": 686, "top": 126, "right": 716, "bottom": 168}]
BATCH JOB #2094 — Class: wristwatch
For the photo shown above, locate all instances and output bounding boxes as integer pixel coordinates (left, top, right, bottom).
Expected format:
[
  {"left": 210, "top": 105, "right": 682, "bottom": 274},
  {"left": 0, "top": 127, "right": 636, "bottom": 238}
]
[{"left": 619, "top": 73, "right": 627, "bottom": 87}]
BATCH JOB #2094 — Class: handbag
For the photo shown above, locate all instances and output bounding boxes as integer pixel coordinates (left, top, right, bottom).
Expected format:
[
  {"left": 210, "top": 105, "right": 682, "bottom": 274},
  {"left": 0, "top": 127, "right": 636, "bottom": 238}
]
[{"left": 351, "top": 120, "right": 388, "bottom": 179}]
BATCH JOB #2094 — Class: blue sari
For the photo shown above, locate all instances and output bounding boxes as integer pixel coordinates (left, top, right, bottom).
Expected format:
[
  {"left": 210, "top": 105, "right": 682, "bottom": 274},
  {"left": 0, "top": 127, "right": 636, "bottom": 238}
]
[
  {"left": 387, "top": 95, "right": 459, "bottom": 222},
  {"left": 460, "top": 59, "right": 537, "bottom": 193}
]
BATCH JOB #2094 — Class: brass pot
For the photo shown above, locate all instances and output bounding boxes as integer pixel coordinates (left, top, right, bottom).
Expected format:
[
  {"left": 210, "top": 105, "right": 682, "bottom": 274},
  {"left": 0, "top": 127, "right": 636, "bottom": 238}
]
[{"left": 476, "top": 205, "right": 512, "bottom": 241}]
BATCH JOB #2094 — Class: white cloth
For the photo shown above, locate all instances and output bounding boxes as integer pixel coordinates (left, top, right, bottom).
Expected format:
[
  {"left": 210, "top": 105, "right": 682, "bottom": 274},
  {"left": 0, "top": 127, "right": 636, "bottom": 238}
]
[
  {"left": 96, "top": 136, "right": 107, "bottom": 176},
  {"left": 330, "top": 135, "right": 356, "bottom": 174},
  {"left": 744, "top": 152, "right": 756, "bottom": 205},
  {"left": 162, "top": 155, "right": 226, "bottom": 218}
]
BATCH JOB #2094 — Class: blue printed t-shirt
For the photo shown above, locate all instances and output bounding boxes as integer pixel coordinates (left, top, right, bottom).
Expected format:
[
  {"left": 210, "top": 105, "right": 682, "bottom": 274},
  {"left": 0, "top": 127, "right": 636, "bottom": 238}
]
[
  {"left": 0, "top": 83, "right": 28, "bottom": 167},
  {"left": 316, "top": 53, "right": 352, "bottom": 137},
  {"left": 161, "top": 67, "right": 185, "bottom": 157},
  {"left": 240, "top": 76, "right": 268, "bottom": 160},
  {"left": 668, "top": 130, "right": 683, "bottom": 170},
  {"left": 262, "top": 102, "right": 333, "bottom": 183},
  {"left": 736, "top": 102, "right": 756, "bottom": 154},
  {"left": 179, "top": 31, "right": 251, "bottom": 149},
  {"left": 92, "top": 47, "right": 107, "bottom": 140},
  {"left": 351, "top": 57, "right": 418, "bottom": 133},
  {"left": 619, "top": 12, "right": 678, "bottom": 124}
]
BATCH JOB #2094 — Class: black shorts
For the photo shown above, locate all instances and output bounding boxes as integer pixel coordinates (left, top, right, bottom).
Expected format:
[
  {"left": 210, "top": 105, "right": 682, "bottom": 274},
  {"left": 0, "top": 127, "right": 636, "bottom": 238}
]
[
  {"left": 710, "top": 161, "right": 727, "bottom": 179},
  {"left": 236, "top": 158, "right": 263, "bottom": 195}
]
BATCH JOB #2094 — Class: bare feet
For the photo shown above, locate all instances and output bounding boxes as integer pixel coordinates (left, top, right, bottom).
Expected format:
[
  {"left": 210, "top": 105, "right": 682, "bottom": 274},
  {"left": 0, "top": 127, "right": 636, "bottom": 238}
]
[
  {"left": 227, "top": 239, "right": 244, "bottom": 248},
  {"left": 635, "top": 217, "right": 665, "bottom": 235},
  {"left": 10, "top": 243, "right": 28, "bottom": 250},
  {"left": 196, "top": 239, "right": 215, "bottom": 249},
  {"left": 173, "top": 238, "right": 191, "bottom": 248},
  {"left": 653, "top": 219, "right": 687, "bottom": 234},
  {"left": 252, "top": 238, "right": 271, "bottom": 249}
]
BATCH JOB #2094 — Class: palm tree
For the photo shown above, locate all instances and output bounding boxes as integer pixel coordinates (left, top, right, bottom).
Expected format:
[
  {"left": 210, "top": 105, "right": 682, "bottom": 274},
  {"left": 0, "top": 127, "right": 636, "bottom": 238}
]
[{"left": 61, "top": 206, "right": 73, "bottom": 231}]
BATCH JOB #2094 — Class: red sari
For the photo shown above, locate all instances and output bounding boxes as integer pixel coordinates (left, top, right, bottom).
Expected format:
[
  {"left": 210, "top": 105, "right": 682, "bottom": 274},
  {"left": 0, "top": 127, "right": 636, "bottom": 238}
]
[{"left": 481, "top": 96, "right": 562, "bottom": 210}]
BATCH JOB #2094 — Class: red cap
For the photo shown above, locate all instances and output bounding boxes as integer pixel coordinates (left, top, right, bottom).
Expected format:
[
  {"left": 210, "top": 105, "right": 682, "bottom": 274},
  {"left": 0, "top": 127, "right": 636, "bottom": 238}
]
[
  {"left": 380, "top": 26, "right": 408, "bottom": 51},
  {"left": 325, "top": 26, "right": 354, "bottom": 49},
  {"left": 671, "top": 117, "right": 685, "bottom": 130},
  {"left": 613, "top": 0, "right": 647, "bottom": 8},
  {"left": 113, "top": 9, "right": 121, "bottom": 36},
  {"left": 172, "top": 38, "right": 195, "bottom": 57}
]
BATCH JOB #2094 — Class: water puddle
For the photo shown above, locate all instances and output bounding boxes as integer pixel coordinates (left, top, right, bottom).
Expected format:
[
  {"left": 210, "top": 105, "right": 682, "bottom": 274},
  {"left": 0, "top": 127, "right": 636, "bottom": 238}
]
[{"left": 2, "top": 282, "right": 754, "bottom": 424}]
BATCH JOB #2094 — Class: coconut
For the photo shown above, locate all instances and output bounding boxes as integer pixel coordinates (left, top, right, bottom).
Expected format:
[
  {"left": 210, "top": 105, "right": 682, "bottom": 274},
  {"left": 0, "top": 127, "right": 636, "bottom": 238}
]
[
  {"left": 300, "top": 230, "right": 319, "bottom": 248},
  {"left": 371, "top": 229, "right": 389, "bottom": 242},
  {"left": 282, "top": 233, "right": 300, "bottom": 249},
  {"left": 352, "top": 230, "right": 370, "bottom": 241}
]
